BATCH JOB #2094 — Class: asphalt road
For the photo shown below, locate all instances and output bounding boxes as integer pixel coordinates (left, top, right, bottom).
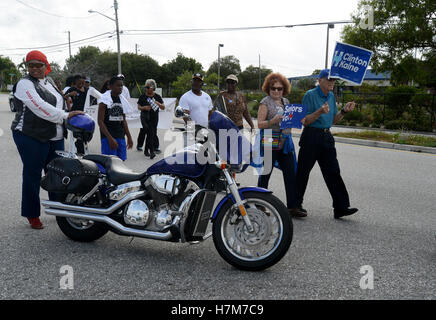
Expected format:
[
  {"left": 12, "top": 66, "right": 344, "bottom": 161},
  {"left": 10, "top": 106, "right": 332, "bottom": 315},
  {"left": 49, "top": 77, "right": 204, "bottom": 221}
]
[{"left": 0, "top": 93, "right": 435, "bottom": 300}]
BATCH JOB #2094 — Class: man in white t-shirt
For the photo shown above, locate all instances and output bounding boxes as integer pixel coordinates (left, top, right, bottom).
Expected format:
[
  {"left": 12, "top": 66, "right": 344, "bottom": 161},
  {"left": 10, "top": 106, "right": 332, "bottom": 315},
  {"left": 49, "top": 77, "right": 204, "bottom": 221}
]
[{"left": 178, "top": 73, "right": 213, "bottom": 128}]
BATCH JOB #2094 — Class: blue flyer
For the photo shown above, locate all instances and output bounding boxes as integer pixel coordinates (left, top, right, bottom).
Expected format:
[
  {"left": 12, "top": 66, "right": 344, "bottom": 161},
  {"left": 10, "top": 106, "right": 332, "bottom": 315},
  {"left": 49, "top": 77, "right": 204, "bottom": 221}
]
[{"left": 280, "top": 104, "right": 307, "bottom": 130}]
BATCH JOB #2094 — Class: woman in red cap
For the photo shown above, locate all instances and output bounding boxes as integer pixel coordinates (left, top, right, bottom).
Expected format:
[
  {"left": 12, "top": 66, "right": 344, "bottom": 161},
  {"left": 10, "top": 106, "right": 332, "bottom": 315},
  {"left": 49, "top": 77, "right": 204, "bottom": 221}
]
[{"left": 11, "top": 50, "right": 83, "bottom": 229}]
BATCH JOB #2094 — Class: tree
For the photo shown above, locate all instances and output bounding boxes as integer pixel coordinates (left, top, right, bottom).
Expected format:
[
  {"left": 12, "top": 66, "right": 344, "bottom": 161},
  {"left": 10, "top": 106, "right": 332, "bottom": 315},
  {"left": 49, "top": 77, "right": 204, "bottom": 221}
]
[
  {"left": 0, "top": 56, "right": 20, "bottom": 89},
  {"left": 171, "top": 71, "right": 194, "bottom": 99},
  {"left": 294, "top": 78, "right": 316, "bottom": 91},
  {"left": 239, "top": 65, "right": 272, "bottom": 90},
  {"left": 65, "top": 46, "right": 161, "bottom": 93},
  {"left": 207, "top": 55, "right": 242, "bottom": 87},
  {"left": 161, "top": 53, "right": 203, "bottom": 89},
  {"left": 341, "top": 0, "right": 435, "bottom": 74}
]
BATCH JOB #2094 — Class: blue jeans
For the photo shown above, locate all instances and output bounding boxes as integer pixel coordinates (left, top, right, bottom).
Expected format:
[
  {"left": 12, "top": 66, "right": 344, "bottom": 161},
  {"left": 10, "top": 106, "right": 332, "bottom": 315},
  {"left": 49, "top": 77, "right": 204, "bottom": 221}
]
[{"left": 13, "top": 130, "right": 65, "bottom": 218}]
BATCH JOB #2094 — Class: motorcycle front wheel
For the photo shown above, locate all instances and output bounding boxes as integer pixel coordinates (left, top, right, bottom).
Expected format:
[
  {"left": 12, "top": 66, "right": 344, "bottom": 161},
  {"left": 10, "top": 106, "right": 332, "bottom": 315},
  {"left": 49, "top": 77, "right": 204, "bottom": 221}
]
[{"left": 212, "top": 191, "right": 293, "bottom": 271}]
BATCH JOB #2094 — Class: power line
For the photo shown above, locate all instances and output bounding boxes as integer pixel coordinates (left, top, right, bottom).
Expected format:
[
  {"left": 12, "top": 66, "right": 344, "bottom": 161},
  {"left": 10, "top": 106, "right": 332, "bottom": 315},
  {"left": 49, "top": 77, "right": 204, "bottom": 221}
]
[
  {"left": 14, "top": 0, "right": 109, "bottom": 19},
  {"left": 123, "top": 21, "right": 352, "bottom": 35},
  {"left": 1, "top": 32, "right": 114, "bottom": 51}
]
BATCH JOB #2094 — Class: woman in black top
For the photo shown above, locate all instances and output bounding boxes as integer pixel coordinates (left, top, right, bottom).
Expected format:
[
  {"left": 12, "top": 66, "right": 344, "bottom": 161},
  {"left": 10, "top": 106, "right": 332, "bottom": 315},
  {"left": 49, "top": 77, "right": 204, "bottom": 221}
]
[{"left": 137, "top": 79, "right": 165, "bottom": 159}]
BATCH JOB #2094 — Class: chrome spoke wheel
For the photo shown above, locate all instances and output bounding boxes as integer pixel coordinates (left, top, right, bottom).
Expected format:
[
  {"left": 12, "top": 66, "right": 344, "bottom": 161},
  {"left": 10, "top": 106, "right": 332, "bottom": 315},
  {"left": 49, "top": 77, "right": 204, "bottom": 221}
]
[
  {"left": 66, "top": 218, "right": 95, "bottom": 230},
  {"left": 221, "top": 198, "right": 283, "bottom": 262}
]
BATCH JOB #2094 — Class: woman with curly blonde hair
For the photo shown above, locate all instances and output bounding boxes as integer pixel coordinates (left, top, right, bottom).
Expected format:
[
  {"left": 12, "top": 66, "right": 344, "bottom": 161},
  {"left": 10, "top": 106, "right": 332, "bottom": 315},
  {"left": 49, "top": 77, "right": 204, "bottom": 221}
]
[{"left": 256, "top": 72, "right": 304, "bottom": 217}]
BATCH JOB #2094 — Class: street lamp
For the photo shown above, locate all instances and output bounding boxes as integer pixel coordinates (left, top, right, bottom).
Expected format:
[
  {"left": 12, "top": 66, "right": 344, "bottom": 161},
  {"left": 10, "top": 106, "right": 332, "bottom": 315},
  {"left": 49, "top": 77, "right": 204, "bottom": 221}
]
[
  {"left": 217, "top": 44, "right": 224, "bottom": 90},
  {"left": 89, "top": 0, "right": 122, "bottom": 74},
  {"left": 325, "top": 23, "right": 335, "bottom": 69}
]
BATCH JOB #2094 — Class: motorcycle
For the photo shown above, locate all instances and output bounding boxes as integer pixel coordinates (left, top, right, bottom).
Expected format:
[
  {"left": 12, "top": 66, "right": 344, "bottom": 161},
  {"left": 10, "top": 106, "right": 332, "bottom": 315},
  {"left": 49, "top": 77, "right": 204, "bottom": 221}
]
[{"left": 41, "top": 109, "right": 293, "bottom": 271}]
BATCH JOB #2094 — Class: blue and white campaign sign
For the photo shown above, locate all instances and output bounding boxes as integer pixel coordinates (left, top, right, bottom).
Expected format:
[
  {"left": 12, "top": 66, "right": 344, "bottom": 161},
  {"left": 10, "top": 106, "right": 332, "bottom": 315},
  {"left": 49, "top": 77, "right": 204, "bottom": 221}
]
[
  {"left": 280, "top": 104, "right": 307, "bottom": 130},
  {"left": 329, "top": 42, "right": 373, "bottom": 85}
]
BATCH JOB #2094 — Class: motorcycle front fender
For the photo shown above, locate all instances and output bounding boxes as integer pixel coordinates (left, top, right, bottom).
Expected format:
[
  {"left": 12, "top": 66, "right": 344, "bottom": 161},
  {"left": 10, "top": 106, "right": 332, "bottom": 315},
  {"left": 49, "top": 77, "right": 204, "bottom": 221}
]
[{"left": 211, "top": 187, "right": 272, "bottom": 221}]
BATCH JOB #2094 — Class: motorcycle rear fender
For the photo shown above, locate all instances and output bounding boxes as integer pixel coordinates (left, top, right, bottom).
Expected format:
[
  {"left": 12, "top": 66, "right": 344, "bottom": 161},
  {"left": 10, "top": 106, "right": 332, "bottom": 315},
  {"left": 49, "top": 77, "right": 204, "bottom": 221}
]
[{"left": 211, "top": 187, "right": 272, "bottom": 221}]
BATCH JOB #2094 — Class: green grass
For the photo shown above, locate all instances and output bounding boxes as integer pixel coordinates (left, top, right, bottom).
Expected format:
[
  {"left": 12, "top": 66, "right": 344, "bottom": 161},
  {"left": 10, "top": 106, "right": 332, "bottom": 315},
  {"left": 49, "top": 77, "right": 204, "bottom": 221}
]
[{"left": 333, "top": 130, "right": 436, "bottom": 148}]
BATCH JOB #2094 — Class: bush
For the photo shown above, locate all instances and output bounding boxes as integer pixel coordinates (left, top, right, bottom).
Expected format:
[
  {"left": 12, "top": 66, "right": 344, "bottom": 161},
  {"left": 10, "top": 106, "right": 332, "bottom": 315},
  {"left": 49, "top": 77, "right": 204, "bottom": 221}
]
[{"left": 385, "top": 120, "right": 416, "bottom": 130}]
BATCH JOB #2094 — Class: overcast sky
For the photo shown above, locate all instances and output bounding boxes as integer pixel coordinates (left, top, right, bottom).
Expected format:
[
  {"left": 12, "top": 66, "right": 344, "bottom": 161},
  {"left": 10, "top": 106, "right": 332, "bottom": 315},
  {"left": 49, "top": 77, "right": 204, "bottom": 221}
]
[{"left": 1, "top": 0, "right": 361, "bottom": 77}]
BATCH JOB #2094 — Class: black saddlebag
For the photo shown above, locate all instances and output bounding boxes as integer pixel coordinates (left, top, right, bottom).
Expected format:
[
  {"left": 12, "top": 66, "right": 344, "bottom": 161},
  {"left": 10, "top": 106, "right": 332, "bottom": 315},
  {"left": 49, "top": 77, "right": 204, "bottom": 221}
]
[{"left": 41, "top": 158, "right": 100, "bottom": 194}]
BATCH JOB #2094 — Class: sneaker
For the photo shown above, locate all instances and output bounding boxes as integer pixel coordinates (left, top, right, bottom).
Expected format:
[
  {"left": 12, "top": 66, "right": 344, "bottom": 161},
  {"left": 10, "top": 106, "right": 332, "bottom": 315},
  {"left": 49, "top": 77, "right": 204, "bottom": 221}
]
[
  {"left": 154, "top": 149, "right": 162, "bottom": 154},
  {"left": 334, "top": 207, "right": 358, "bottom": 219},
  {"left": 28, "top": 217, "right": 44, "bottom": 229},
  {"left": 289, "top": 208, "right": 307, "bottom": 218},
  {"left": 136, "top": 146, "right": 143, "bottom": 152},
  {"left": 150, "top": 152, "right": 156, "bottom": 160},
  {"left": 144, "top": 150, "right": 150, "bottom": 157}
]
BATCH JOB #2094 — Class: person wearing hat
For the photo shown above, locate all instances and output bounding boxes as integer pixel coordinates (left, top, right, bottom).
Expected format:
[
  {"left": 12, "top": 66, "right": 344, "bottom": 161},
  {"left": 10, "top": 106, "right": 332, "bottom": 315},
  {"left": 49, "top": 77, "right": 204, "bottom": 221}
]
[
  {"left": 11, "top": 50, "right": 83, "bottom": 229},
  {"left": 179, "top": 73, "right": 213, "bottom": 130},
  {"left": 295, "top": 69, "right": 358, "bottom": 219},
  {"left": 136, "top": 79, "right": 165, "bottom": 159},
  {"left": 214, "top": 74, "right": 255, "bottom": 131}
]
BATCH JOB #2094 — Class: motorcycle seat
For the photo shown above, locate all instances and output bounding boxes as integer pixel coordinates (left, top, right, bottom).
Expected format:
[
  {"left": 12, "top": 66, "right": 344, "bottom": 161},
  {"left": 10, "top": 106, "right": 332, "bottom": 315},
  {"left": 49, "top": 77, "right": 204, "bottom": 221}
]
[{"left": 83, "top": 154, "right": 147, "bottom": 185}]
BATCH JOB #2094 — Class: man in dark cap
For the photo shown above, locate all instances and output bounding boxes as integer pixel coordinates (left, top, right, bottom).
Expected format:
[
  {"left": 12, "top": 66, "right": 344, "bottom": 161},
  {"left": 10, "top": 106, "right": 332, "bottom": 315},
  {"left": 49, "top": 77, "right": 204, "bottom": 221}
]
[{"left": 295, "top": 69, "right": 358, "bottom": 219}]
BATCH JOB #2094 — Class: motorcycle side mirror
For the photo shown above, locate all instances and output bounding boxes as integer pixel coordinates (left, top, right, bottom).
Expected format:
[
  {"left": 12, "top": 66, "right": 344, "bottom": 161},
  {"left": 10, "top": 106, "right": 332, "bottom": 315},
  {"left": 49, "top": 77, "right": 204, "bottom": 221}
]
[{"left": 175, "top": 106, "right": 187, "bottom": 118}]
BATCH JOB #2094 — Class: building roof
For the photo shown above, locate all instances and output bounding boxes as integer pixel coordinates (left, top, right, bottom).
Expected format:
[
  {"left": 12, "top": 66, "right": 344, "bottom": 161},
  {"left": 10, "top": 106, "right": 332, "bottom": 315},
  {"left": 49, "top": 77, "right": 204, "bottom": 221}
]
[{"left": 288, "top": 70, "right": 391, "bottom": 82}]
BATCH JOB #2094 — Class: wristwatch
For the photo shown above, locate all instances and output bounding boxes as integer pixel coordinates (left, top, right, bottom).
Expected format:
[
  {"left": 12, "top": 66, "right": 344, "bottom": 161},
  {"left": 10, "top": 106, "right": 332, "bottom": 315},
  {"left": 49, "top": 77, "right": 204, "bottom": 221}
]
[{"left": 340, "top": 108, "right": 347, "bottom": 115}]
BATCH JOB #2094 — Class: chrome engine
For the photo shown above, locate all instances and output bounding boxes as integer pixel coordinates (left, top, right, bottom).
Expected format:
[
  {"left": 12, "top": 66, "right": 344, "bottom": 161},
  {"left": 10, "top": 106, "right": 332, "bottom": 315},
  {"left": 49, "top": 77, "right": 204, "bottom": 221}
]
[{"left": 122, "top": 175, "right": 200, "bottom": 232}]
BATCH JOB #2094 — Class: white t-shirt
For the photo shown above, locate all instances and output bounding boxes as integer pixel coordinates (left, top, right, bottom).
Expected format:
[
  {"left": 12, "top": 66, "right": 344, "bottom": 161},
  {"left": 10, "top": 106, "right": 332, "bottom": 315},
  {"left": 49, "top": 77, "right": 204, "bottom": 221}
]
[
  {"left": 15, "top": 78, "right": 68, "bottom": 140},
  {"left": 178, "top": 90, "right": 213, "bottom": 128},
  {"left": 122, "top": 86, "right": 131, "bottom": 100}
]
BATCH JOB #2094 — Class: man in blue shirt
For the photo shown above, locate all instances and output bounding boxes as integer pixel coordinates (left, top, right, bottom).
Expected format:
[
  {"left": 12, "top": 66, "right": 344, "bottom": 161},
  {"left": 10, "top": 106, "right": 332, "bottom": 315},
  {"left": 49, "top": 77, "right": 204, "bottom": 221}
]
[{"left": 295, "top": 69, "right": 358, "bottom": 219}]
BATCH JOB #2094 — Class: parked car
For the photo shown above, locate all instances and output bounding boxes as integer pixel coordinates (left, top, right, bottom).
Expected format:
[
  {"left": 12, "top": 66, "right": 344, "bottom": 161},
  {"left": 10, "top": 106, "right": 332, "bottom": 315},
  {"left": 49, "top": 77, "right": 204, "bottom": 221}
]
[
  {"left": 9, "top": 91, "right": 16, "bottom": 112},
  {"left": 9, "top": 83, "right": 17, "bottom": 112}
]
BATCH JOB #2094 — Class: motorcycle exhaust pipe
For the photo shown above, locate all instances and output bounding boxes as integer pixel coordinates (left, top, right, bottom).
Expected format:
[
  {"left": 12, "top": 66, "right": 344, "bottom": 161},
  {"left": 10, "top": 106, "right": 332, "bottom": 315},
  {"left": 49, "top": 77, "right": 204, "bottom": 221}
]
[
  {"left": 45, "top": 208, "right": 173, "bottom": 241},
  {"left": 41, "top": 191, "right": 146, "bottom": 215}
]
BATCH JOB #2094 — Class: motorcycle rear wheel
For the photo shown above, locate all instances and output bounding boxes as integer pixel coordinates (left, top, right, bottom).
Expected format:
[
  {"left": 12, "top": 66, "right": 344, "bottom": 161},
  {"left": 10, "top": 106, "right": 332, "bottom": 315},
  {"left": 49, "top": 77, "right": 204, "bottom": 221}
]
[
  {"left": 56, "top": 217, "right": 109, "bottom": 242},
  {"left": 212, "top": 192, "right": 293, "bottom": 271}
]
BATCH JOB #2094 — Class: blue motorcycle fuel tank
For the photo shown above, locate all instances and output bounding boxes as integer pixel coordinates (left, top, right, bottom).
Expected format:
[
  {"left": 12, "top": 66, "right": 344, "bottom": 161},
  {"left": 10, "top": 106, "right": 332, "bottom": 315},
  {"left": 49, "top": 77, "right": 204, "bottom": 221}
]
[{"left": 146, "top": 148, "right": 206, "bottom": 178}]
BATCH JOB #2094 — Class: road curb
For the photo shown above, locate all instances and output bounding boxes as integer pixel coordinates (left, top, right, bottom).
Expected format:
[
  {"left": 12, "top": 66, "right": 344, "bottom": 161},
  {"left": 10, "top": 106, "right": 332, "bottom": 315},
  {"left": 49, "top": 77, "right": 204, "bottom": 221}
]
[
  {"left": 291, "top": 133, "right": 436, "bottom": 155},
  {"left": 172, "top": 119, "right": 435, "bottom": 155}
]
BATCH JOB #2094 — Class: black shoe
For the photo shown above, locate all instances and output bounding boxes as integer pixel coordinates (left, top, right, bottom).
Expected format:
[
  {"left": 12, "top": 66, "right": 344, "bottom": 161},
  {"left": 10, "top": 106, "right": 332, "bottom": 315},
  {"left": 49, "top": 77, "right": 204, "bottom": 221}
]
[
  {"left": 289, "top": 208, "right": 307, "bottom": 218},
  {"left": 154, "top": 149, "right": 162, "bottom": 154},
  {"left": 136, "top": 146, "right": 143, "bottom": 152},
  {"left": 144, "top": 150, "right": 150, "bottom": 157},
  {"left": 334, "top": 207, "right": 358, "bottom": 219},
  {"left": 297, "top": 205, "right": 307, "bottom": 214},
  {"left": 150, "top": 152, "right": 156, "bottom": 160}
]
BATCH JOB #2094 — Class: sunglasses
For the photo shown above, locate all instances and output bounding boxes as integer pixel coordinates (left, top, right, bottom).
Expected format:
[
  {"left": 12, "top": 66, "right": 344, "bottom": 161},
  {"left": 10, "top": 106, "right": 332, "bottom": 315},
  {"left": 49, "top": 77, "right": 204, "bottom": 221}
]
[
  {"left": 270, "top": 87, "right": 283, "bottom": 92},
  {"left": 27, "top": 63, "right": 45, "bottom": 69},
  {"left": 145, "top": 86, "right": 154, "bottom": 90}
]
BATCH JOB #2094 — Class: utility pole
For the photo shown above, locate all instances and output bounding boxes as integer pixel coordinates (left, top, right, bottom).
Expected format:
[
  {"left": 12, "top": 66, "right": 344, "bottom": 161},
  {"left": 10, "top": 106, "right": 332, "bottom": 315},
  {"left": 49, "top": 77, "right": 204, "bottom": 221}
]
[
  {"left": 325, "top": 24, "right": 334, "bottom": 69},
  {"left": 217, "top": 44, "right": 224, "bottom": 90},
  {"left": 258, "top": 54, "right": 261, "bottom": 91},
  {"left": 68, "top": 31, "right": 71, "bottom": 59},
  {"left": 114, "top": 0, "right": 122, "bottom": 75},
  {"left": 135, "top": 44, "right": 138, "bottom": 55},
  {"left": 89, "top": 0, "right": 122, "bottom": 74}
]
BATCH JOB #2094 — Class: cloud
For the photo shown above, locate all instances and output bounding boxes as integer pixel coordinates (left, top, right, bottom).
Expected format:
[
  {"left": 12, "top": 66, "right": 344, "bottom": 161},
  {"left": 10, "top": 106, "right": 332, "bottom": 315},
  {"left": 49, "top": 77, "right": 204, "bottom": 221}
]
[{"left": 2, "top": 0, "right": 359, "bottom": 77}]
